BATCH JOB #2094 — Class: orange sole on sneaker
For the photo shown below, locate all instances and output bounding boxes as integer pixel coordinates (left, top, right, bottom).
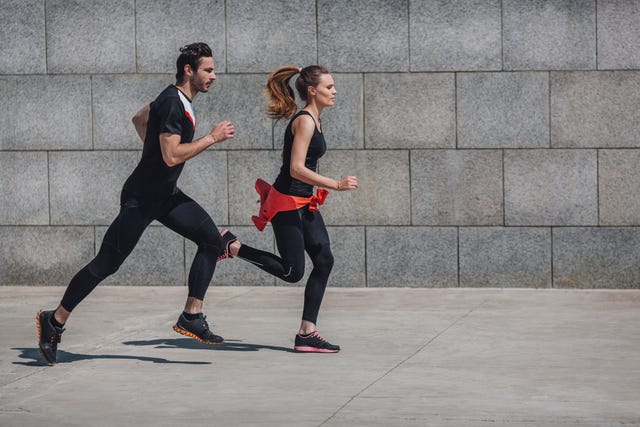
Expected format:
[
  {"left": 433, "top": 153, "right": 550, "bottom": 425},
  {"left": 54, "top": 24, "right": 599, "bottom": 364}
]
[
  {"left": 172, "top": 325, "right": 224, "bottom": 345},
  {"left": 35, "top": 310, "right": 55, "bottom": 365},
  {"left": 293, "top": 346, "right": 339, "bottom": 353}
]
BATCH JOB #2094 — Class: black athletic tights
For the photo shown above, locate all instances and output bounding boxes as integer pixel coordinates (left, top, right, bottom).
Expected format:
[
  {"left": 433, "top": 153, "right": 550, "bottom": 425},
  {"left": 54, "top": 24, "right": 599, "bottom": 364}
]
[
  {"left": 60, "top": 190, "right": 223, "bottom": 312},
  {"left": 237, "top": 207, "right": 334, "bottom": 324}
]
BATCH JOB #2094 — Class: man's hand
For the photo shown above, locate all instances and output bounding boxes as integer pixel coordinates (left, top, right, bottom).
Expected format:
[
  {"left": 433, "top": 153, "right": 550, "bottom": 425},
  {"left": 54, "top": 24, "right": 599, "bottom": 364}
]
[{"left": 210, "top": 121, "right": 235, "bottom": 143}]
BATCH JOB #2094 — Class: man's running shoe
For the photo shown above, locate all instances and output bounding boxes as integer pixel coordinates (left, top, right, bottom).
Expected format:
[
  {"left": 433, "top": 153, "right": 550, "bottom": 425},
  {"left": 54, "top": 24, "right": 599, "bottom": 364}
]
[
  {"left": 36, "top": 309, "right": 65, "bottom": 365},
  {"left": 217, "top": 229, "right": 237, "bottom": 261},
  {"left": 294, "top": 331, "right": 340, "bottom": 353},
  {"left": 173, "top": 313, "right": 224, "bottom": 345}
]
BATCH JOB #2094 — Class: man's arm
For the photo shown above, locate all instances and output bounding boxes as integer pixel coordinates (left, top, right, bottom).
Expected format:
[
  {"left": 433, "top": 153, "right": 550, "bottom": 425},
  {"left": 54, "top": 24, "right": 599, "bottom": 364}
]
[
  {"left": 159, "top": 120, "right": 235, "bottom": 167},
  {"left": 132, "top": 104, "right": 150, "bottom": 142}
]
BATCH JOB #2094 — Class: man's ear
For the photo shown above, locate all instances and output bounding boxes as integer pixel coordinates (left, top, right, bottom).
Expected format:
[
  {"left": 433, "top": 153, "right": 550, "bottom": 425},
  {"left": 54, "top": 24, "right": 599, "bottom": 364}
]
[{"left": 183, "top": 63, "right": 193, "bottom": 77}]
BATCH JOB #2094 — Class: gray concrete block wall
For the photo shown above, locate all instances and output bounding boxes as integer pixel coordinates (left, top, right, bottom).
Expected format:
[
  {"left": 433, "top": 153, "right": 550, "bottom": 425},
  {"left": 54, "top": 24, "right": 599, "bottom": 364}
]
[{"left": 2, "top": 1, "right": 640, "bottom": 289}]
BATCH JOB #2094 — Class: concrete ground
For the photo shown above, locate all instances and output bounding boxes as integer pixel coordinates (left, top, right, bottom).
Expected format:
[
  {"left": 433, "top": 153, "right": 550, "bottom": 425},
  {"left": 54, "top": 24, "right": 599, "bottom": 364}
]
[{"left": 1, "top": 286, "right": 639, "bottom": 427}]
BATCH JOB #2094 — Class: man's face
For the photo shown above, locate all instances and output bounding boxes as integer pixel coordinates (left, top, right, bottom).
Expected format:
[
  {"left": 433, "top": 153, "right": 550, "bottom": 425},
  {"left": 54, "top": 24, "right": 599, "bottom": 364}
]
[{"left": 190, "top": 57, "right": 216, "bottom": 93}]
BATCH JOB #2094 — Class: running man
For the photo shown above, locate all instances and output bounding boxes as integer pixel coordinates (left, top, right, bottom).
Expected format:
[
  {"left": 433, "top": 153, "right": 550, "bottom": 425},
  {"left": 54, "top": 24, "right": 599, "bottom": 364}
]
[{"left": 36, "top": 42, "right": 235, "bottom": 365}]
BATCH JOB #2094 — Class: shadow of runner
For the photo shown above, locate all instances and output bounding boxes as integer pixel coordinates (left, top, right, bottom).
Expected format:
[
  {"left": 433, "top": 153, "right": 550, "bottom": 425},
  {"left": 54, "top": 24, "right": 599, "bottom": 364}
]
[
  {"left": 123, "top": 338, "right": 296, "bottom": 353},
  {"left": 11, "top": 347, "right": 212, "bottom": 366}
]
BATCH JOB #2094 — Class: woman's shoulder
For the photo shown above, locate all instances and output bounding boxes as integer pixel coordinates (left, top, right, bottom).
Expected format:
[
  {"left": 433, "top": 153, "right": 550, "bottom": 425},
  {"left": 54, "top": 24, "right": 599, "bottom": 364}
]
[{"left": 291, "top": 111, "right": 316, "bottom": 131}]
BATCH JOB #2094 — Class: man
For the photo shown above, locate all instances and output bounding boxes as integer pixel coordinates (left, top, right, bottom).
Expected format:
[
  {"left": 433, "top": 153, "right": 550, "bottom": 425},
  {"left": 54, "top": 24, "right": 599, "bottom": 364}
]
[{"left": 36, "top": 42, "right": 236, "bottom": 365}]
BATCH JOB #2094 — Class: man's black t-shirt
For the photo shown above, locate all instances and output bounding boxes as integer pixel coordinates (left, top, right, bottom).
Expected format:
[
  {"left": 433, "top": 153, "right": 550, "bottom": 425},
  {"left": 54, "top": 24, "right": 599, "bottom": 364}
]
[{"left": 123, "top": 85, "right": 196, "bottom": 211}]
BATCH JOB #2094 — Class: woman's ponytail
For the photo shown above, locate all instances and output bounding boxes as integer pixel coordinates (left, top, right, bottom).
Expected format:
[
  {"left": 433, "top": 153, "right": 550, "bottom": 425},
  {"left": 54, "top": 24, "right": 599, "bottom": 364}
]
[{"left": 265, "top": 66, "right": 300, "bottom": 120}]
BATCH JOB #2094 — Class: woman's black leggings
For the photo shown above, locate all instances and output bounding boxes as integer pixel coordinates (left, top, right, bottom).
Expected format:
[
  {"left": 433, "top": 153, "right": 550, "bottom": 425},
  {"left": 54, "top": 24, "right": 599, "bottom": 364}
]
[
  {"left": 60, "top": 190, "right": 223, "bottom": 312},
  {"left": 237, "top": 207, "right": 334, "bottom": 324}
]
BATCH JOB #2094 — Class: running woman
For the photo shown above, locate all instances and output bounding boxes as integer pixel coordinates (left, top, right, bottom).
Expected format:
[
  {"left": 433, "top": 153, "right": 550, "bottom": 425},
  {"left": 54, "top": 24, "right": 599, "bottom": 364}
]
[
  {"left": 219, "top": 65, "right": 358, "bottom": 353},
  {"left": 36, "top": 42, "right": 235, "bottom": 365}
]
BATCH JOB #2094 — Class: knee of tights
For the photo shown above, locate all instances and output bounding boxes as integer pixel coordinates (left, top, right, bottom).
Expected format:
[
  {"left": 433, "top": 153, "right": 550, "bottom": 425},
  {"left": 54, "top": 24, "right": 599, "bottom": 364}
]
[
  {"left": 197, "top": 241, "right": 223, "bottom": 259},
  {"left": 312, "top": 247, "right": 334, "bottom": 276},
  {"left": 282, "top": 267, "right": 305, "bottom": 283},
  {"left": 87, "top": 247, "right": 124, "bottom": 279}
]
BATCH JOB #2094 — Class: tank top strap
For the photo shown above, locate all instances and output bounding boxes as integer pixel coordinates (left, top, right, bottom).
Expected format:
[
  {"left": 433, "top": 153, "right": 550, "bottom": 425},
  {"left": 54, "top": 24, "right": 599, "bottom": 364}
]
[{"left": 293, "top": 110, "right": 321, "bottom": 133}]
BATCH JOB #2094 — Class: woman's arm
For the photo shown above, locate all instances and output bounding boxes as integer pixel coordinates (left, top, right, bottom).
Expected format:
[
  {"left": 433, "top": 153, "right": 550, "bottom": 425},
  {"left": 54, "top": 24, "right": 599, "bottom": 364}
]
[{"left": 290, "top": 115, "right": 357, "bottom": 191}]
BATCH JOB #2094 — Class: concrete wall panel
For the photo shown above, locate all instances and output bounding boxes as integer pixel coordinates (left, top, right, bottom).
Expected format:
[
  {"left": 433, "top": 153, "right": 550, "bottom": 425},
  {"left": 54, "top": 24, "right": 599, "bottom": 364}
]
[
  {"left": 227, "top": 0, "right": 316, "bottom": 73},
  {"left": 0, "top": 76, "right": 92, "bottom": 150},
  {"left": 0, "top": 152, "right": 49, "bottom": 225},
  {"left": 597, "top": 0, "right": 640, "bottom": 70},
  {"left": 457, "top": 72, "right": 549, "bottom": 148},
  {"left": 599, "top": 150, "right": 640, "bottom": 226},
  {"left": 49, "top": 151, "right": 139, "bottom": 225},
  {"left": 551, "top": 71, "right": 640, "bottom": 148},
  {"left": 367, "top": 227, "right": 458, "bottom": 287},
  {"left": 46, "top": 0, "right": 135, "bottom": 73},
  {"left": 505, "top": 150, "right": 597, "bottom": 226},
  {"left": 136, "top": 0, "right": 226, "bottom": 73},
  {"left": 0, "top": 226, "right": 94, "bottom": 285},
  {"left": 0, "top": 0, "right": 46, "bottom": 74},
  {"left": 554, "top": 228, "right": 640, "bottom": 289},
  {"left": 318, "top": 0, "right": 409, "bottom": 72},
  {"left": 411, "top": 150, "right": 503, "bottom": 225},
  {"left": 410, "top": 0, "right": 502, "bottom": 71},
  {"left": 365, "top": 73, "right": 455, "bottom": 149},
  {"left": 460, "top": 227, "right": 551, "bottom": 288},
  {"left": 503, "top": 0, "right": 596, "bottom": 70}
]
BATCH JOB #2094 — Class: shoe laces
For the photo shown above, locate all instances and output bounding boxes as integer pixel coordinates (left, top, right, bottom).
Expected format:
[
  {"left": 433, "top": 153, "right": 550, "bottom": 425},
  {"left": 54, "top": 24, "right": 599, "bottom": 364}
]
[
  {"left": 50, "top": 327, "right": 65, "bottom": 343},
  {"left": 309, "top": 331, "right": 324, "bottom": 341}
]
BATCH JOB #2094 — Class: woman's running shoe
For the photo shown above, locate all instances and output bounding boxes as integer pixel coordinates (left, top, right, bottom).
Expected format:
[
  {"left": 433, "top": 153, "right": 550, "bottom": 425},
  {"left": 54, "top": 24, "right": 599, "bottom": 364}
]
[{"left": 294, "top": 331, "right": 340, "bottom": 353}]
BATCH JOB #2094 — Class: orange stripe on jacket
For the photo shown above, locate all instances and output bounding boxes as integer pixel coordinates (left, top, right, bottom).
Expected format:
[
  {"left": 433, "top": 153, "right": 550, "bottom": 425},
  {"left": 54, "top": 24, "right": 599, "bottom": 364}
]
[{"left": 251, "top": 179, "right": 329, "bottom": 231}]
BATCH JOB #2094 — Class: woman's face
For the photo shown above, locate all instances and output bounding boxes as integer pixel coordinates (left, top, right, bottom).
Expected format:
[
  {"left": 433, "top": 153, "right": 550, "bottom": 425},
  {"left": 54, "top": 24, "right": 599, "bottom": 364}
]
[{"left": 310, "top": 73, "right": 336, "bottom": 108}]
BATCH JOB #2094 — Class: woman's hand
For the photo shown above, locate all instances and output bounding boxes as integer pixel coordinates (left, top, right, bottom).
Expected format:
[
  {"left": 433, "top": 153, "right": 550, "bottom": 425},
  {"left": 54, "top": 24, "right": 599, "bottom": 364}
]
[{"left": 336, "top": 175, "right": 358, "bottom": 191}]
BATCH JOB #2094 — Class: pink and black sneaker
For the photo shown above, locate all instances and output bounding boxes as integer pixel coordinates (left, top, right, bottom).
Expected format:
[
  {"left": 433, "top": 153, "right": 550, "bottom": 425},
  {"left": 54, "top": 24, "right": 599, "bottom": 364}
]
[
  {"left": 217, "top": 229, "right": 237, "bottom": 261},
  {"left": 294, "top": 331, "right": 340, "bottom": 353}
]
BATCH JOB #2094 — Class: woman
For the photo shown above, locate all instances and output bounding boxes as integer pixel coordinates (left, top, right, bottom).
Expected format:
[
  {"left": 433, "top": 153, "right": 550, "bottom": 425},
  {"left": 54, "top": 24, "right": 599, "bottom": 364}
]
[{"left": 221, "top": 65, "right": 358, "bottom": 353}]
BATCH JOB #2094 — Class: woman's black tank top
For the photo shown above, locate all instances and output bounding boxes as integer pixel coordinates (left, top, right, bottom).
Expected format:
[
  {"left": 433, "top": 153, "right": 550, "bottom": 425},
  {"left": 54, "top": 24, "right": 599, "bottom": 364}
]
[{"left": 273, "top": 110, "right": 327, "bottom": 197}]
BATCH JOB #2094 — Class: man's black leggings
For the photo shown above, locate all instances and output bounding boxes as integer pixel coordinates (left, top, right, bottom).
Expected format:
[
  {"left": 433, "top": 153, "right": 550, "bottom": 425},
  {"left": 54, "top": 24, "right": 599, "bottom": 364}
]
[
  {"left": 237, "top": 207, "right": 334, "bottom": 324},
  {"left": 60, "top": 190, "right": 223, "bottom": 312}
]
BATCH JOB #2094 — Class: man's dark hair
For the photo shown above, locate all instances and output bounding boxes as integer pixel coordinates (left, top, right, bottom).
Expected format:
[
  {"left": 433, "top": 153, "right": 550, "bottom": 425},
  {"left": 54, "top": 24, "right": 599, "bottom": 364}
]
[{"left": 176, "top": 42, "right": 213, "bottom": 84}]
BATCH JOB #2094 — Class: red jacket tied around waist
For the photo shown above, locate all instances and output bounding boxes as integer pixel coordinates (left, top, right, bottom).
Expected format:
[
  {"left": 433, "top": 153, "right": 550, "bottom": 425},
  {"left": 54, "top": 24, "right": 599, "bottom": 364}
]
[{"left": 251, "top": 179, "right": 329, "bottom": 231}]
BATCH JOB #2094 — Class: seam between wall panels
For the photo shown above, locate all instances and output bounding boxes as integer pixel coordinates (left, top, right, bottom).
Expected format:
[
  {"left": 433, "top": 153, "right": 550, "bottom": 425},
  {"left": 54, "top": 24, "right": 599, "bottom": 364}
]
[
  {"left": 456, "top": 227, "right": 460, "bottom": 287},
  {"left": 548, "top": 71, "right": 552, "bottom": 148},
  {"left": 595, "top": 0, "right": 599, "bottom": 70},
  {"left": 364, "top": 226, "right": 368, "bottom": 287},
  {"left": 224, "top": 0, "right": 228, "bottom": 73},
  {"left": 596, "top": 149, "right": 600, "bottom": 226},
  {"left": 500, "top": 0, "right": 504, "bottom": 70},
  {"left": 550, "top": 227, "right": 555, "bottom": 288},
  {"left": 454, "top": 73, "right": 458, "bottom": 148},
  {"left": 407, "top": 0, "right": 411, "bottom": 71},
  {"left": 44, "top": 0, "right": 48, "bottom": 73},
  {"left": 47, "top": 151, "right": 51, "bottom": 225},
  {"left": 133, "top": 0, "right": 137, "bottom": 72},
  {"left": 502, "top": 149, "right": 506, "bottom": 226},
  {"left": 315, "top": 0, "right": 319, "bottom": 64}
]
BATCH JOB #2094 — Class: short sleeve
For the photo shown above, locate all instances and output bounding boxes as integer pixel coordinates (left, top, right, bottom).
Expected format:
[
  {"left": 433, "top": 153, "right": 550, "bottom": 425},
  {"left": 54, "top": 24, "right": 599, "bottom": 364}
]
[{"left": 154, "top": 97, "right": 184, "bottom": 136}]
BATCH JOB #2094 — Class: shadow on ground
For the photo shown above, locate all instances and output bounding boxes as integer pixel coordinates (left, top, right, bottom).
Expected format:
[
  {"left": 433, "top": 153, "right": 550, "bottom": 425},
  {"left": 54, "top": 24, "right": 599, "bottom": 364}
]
[
  {"left": 123, "top": 338, "right": 296, "bottom": 353},
  {"left": 11, "top": 347, "right": 212, "bottom": 366}
]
